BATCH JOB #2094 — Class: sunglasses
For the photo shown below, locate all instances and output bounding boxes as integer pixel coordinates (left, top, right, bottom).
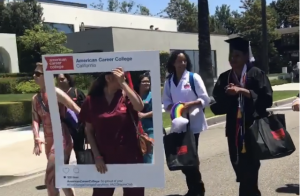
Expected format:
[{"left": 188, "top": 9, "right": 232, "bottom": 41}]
[{"left": 34, "top": 71, "right": 43, "bottom": 77}]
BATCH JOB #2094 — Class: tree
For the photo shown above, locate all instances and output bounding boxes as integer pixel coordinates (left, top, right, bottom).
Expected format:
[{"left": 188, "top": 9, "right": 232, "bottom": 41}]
[
  {"left": 269, "top": 0, "right": 299, "bottom": 28},
  {"left": 137, "top": 4, "right": 150, "bottom": 15},
  {"left": 213, "top": 5, "right": 241, "bottom": 35},
  {"left": 0, "top": 0, "right": 43, "bottom": 36},
  {"left": 90, "top": 0, "right": 104, "bottom": 10},
  {"left": 237, "top": 0, "right": 280, "bottom": 71},
  {"left": 198, "top": 0, "right": 214, "bottom": 96},
  {"left": 107, "top": 0, "right": 119, "bottom": 11},
  {"left": 119, "top": 0, "right": 135, "bottom": 13},
  {"left": 17, "top": 25, "right": 73, "bottom": 72},
  {"left": 164, "top": 0, "right": 198, "bottom": 32}
]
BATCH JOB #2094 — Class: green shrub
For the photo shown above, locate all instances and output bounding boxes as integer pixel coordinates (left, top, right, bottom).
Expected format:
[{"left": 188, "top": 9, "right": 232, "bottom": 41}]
[
  {"left": 73, "top": 74, "right": 94, "bottom": 90},
  {"left": 15, "top": 80, "right": 40, "bottom": 93},
  {"left": 270, "top": 79, "right": 289, "bottom": 86},
  {"left": 0, "top": 101, "right": 32, "bottom": 129},
  {"left": 0, "top": 73, "right": 33, "bottom": 78},
  {"left": 160, "top": 51, "right": 170, "bottom": 83},
  {"left": 0, "top": 77, "right": 33, "bottom": 94}
]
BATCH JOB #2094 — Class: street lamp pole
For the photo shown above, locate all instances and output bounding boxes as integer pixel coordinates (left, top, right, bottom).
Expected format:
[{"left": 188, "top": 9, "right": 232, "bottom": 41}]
[{"left": 261, "top": 0, "right": 268, "bottom": 73}]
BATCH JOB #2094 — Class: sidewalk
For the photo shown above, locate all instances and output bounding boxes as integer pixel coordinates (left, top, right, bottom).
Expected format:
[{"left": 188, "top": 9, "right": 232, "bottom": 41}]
[
  {"left": 272, "top": 83, "right": 299, "bottom": 91},
  {"left": 0, "top": 129, "right": 76, "bottom": 185}
]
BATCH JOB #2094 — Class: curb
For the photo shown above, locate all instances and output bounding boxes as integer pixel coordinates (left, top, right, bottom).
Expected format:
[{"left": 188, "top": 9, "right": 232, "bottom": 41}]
[
  {"left": 165, "top": 97, "right": 295, "bottom": 132},
  {"left": 0, "top": 168, "right": 45, "bottom": 187},
  {"left": 1, "top": 125, "right": 31, "bottom": 132},
  {"left": 0, "top": 160, "right": 77, "bottom": 187}
]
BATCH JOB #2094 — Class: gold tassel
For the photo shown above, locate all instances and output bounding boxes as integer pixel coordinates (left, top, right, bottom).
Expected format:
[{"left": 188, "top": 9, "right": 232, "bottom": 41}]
[
  {"left": 241, "top": 142, "right": 246, "bottom": 153},
  {"left": 237, "top": 110, "right": 242, "bottom": 118}
]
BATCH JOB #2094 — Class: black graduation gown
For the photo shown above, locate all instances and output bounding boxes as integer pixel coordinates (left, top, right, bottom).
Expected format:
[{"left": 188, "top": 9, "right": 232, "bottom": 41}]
[
  {"left": 210, "top": 65, "right": 273, "bottom": 138},
  {"left": 211, "top": 65, "right": 273, "bottom": 188}
]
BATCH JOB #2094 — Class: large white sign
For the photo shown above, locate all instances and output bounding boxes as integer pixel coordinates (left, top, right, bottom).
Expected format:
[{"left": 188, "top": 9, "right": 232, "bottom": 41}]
[{"left": 42, "top": 51, "right": 165, "bottom": 188}]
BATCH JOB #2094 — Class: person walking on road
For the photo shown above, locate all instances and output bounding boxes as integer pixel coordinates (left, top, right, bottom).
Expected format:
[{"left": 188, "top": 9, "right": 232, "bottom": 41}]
[
  {"left": 210, "top": 37, "right": 273, "bottom": 196},
  {"left": 162, "top": 50, "right": 210, "bottom": 196},
  {"left": 32, "top": 62, "right": 80, "bottom": 196}
]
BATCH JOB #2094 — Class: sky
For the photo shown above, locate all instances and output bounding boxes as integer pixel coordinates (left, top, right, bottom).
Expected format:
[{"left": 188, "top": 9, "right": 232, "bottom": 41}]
[{"left": 61, "top": 0, "right": 274, "bottom": 15}]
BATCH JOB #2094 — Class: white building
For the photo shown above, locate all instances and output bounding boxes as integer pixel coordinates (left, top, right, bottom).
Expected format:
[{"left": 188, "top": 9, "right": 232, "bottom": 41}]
[
  {"left": 38, "top": 0, "right": 177, "bottom": 33},
  {"left": 0, "top": 34, "right": 19, "bottom": 73}
]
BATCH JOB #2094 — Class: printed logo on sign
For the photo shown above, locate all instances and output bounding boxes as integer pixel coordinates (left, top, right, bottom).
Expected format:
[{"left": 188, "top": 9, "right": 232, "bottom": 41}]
[{"left": 45, "top": 56, "right": 74, "bottom": 71}]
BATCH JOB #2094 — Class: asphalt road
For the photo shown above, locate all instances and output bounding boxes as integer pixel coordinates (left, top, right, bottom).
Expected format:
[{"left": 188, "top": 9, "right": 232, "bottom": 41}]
[{"left": 0, "top": 110, "right": 299, "bottom": 196}]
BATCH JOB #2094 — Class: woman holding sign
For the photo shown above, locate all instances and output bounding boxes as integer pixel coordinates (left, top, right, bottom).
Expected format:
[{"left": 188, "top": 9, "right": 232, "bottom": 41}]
[
  {"left": 79, "top": 68, "right": 145, "bottom": 196},
  {"left": 32, "top": 63, "right": 80, "bottom": 196}
]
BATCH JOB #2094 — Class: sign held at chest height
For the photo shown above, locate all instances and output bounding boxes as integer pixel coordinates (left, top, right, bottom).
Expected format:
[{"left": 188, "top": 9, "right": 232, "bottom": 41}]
[{"left": 42, "top": 51, "right": 164, "bottom": 188}]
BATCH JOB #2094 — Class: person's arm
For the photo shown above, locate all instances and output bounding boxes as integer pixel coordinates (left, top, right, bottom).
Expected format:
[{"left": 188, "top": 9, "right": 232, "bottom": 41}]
[
  {"left": 79, "top": 97, "right": 102, "bottom": 159},
  {"left": 210, "top": 73, "right": 229, "bottom": 115},
  {"left": 55, "top": 87, "right": 80, "bottom": 114},
  {"left": 186, "top": 73, "right": 210, "bottom": 108},
  {"left": 85, "top": 122, "right": 102, "bottom": 158},
  {"left": 162, "top": 79, "right": 173, "bottom": 112},
  {"left": 31, "top": 95, "right": 41, "bottom": 140},
  {"left": 121, "top": 82, "right": 144, "bottom": 111},
  {"left": 243, "top": 70, "right": 273, "bottom": 111},
  {"left": 141, "top": 111, "right": 153, "bottom": 118}
]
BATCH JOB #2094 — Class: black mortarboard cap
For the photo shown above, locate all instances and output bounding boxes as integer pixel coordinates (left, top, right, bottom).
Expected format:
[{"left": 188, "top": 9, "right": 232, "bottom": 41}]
[
  {"left": 225, "top": 36, "right": 249, "bottom": 53},
  {"left": 225, "top": 36, "right": 256, "bottom": 62}
]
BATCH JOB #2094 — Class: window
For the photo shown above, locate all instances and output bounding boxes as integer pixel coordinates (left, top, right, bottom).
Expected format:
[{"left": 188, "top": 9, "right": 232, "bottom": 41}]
[
  {"left": 170, "top": 49, "right": 218, "bottom": 78},
  {"left": 44, "top": 22, "right": 74, "bottom": 34}
]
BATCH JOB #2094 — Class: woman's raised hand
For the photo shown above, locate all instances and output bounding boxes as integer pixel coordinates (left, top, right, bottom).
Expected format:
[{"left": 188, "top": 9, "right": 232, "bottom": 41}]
[{"left": 112, "top": 67, "right": 125, "bottom": 84}]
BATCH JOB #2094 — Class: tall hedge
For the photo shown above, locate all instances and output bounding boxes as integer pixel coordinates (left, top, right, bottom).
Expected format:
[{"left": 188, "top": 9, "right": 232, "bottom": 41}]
[{"left": 0, "top": 101, "right": 32, "bottom": 129}]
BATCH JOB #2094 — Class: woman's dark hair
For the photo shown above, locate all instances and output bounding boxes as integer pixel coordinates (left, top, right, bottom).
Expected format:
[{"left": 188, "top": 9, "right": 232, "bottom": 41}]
[
  {"left": 134, "top": 72, "right": 151, "bottom": 94},
  {"left": 55, "top": 74, "right": 75, "bottom": 87},
  {"left": 166, "top": 50, "right": 192, "bottom": 79},
  {"left": 88, "top": 72, "right": 111, "bottom": 97}
]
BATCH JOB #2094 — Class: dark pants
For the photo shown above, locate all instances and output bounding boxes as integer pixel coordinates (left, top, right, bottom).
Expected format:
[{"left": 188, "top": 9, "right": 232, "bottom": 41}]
[
  {"left": 228, "top": 136, "right": 261, "bottom": 196},
  {"left": 181, "top": 133, "right": 205, "bottom": 196}
]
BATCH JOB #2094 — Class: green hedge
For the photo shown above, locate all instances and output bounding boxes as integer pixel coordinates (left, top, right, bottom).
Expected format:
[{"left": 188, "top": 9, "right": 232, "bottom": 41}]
[{"left": 0, "top": 101, "right": 32, "bottom": 129}]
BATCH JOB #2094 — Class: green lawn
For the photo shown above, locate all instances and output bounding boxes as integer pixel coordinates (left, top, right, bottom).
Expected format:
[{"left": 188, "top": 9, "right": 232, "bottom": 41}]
[{"left": 1, "top": 91, "right": 297, "bottom": 128}]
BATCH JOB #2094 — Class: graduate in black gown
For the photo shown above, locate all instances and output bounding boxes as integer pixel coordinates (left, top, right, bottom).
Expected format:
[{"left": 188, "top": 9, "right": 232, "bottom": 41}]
[{"left": 210, "top": 37, "right": 273, "bottom": 196}]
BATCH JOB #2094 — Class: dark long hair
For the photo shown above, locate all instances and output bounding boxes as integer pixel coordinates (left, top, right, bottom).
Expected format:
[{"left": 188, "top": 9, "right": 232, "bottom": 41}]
[
  {"left": 134, "top": 72, "right": 151, "bottom": 94},
  {"left": 55, "top": 74, "right": 75, "bottom": 87},
  {"left": 88, "top": 72, "right": 111, "bottom": 97},
  {"left": 166, "top": 50, "right": 192, "bottom": 79}
]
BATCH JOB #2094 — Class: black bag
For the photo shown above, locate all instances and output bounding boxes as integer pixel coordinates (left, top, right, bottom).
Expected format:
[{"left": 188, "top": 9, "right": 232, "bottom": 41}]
[
  {"left": 163, "top": 115, "right": 199, "bottom": 171},
  {"left": 249, "top": 113, "right": 296, "bottom": 160}
]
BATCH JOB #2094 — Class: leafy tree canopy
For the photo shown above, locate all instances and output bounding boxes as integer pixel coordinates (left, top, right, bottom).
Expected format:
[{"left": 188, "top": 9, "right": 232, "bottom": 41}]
[
  {"left": 236, "top": 0, "right": 280, "bottom": 67},
  {"left": 0, "top": 0, "right": 43, "bottom": 36},
  {"left": 269, "top": 0, "right": 299, "bottom": 28},
  {"left": 18, "top": 25, "right": 72, "bottom": 72}
]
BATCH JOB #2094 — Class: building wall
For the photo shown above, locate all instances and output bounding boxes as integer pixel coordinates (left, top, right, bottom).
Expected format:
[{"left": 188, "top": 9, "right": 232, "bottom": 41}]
[
  {"left": 65, "top": 28, "right": 114, "bottom": 53},
  {"left": 0, "top": 34, "right": 19, "bottom": 73},
  {"left": 65, "top": 27, "right": 231, "bottom": 78},
  {"left": 41, "top": 2, "right": 177, "bottom": 33},
  {"left": 112, "top": 28, "right": 231, "bottom": 76}
]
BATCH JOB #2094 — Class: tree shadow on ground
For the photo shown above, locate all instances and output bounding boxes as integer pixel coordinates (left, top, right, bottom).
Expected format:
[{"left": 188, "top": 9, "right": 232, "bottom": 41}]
[
  {"left": 35, "top": 185, "right": 47, "bottom": 190},
  {"left": 276, "top": 184, "right": 299, "bottom": 195}
]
